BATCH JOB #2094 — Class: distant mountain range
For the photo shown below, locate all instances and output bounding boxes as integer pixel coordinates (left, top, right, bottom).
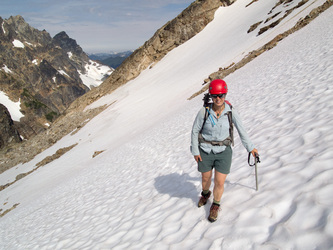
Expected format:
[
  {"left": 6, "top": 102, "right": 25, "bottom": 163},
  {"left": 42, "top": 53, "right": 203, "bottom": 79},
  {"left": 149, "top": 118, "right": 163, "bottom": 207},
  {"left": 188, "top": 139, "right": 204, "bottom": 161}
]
[{"left": 88, "top": 51, "right": 133, "bottom": 69}]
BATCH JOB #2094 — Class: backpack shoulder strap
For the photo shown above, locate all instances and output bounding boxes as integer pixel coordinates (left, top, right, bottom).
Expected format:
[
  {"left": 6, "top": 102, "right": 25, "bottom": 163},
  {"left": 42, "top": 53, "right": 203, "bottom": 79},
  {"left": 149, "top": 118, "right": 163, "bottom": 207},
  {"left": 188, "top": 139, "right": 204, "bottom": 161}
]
[
  {"left": 225, "top": 101, "right": 234, "bottom": 146},
  {"left": 199, "top": 106, "right": 210, "bottom": 134}
]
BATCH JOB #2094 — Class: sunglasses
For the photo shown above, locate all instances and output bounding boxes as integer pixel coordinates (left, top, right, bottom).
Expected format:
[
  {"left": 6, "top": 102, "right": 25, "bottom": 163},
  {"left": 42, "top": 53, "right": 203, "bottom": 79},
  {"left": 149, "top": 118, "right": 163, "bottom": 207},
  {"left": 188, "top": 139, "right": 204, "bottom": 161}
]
[{"left": 211, "top": 94, "right": 226, "bottom": 99}]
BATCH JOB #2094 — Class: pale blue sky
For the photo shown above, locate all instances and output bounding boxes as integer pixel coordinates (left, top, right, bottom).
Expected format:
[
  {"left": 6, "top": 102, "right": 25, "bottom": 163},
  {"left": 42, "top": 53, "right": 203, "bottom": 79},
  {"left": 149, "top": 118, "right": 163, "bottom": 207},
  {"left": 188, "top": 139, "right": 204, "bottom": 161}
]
[{"left": 1, "top": 0, "right": 194, "bottom": 53}]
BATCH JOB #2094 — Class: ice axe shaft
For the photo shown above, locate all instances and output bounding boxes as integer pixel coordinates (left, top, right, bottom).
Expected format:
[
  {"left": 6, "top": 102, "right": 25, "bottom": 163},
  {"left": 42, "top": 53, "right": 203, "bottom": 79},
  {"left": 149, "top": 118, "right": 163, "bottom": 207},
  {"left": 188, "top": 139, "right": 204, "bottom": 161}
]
[
  {"left": 248, "top": 153, "right": 260, "bottom": 191},
  {"left": 255, "top": 156, "right": 258, "bottom": 191}
]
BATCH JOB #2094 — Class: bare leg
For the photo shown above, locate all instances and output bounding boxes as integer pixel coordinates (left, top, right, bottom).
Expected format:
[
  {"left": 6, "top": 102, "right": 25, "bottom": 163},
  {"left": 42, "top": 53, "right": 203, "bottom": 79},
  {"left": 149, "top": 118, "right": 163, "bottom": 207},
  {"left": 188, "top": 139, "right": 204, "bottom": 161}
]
[
  {"left": 201, "top": 170, "right": 213, "bottom": 191},
  {"left": 213, "top": 170, "right": 227, "bottom": 202}
]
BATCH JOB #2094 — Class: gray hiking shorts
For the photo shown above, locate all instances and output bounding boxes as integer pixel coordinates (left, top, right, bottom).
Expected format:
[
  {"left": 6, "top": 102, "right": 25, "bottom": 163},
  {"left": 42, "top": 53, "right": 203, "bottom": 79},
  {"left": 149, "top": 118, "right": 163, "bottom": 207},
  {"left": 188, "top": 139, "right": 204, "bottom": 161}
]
[{"left": 198, "top": 146, "right": 232, "bottom": 174}]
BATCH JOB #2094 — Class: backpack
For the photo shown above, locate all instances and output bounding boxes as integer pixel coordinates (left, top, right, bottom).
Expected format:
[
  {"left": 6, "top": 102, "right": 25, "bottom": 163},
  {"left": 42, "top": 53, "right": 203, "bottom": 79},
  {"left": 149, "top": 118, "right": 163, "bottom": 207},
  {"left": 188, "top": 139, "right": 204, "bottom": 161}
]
[{"left": 198, "top": 93, "right": 234, "bottom": 147}]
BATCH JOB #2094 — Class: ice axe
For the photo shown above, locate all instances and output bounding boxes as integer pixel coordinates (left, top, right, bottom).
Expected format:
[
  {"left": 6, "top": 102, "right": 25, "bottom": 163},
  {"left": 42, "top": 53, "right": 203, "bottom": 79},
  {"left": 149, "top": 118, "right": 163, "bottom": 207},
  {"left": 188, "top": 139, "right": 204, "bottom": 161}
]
[{"left": 248, "top": 152, "right": 260, "bottom": 191}]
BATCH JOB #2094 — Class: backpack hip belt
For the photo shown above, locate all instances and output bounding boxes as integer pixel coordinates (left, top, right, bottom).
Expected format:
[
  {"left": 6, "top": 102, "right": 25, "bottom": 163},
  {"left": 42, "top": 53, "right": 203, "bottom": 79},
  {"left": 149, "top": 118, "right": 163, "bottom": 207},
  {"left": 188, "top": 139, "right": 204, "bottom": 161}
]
[{"left": 198, "top": 133, "right": 233, "bottom": 147}]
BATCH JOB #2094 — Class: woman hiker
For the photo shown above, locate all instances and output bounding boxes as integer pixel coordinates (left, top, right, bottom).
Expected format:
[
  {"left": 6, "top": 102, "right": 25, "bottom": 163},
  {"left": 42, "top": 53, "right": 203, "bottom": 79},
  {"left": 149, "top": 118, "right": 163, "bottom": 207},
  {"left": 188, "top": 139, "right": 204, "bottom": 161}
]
[{"left": 191, "top": 79, "right": 258, "bottom": 222}]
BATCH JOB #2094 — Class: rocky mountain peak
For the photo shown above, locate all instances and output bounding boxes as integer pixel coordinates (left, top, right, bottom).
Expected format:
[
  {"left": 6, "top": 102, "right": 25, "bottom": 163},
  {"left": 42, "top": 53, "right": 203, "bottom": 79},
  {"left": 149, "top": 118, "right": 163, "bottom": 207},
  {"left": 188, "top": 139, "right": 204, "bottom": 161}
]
[
  {"left": 53, "top": 31, "right": 85, "bottom": 56},
  {"left": 5, "top": 15, "right": 29, "bottom": 33},
  {"left": 53, "top": 30, "right": 70, "bottom": 40},
  {"left": 0, "top": 15, "right": 111, "bottom": 144},
  {"left": 52, "top": 31, "right": 90, "bottom": 71},
  {"left": 2, "top": 15, "right": 51, "bottom": 45}
]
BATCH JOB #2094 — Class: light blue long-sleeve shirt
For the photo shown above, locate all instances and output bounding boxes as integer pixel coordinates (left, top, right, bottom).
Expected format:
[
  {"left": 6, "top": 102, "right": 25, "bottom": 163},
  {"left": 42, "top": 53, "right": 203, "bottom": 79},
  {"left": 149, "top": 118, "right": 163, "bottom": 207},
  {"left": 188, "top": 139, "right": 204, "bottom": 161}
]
[{"left": 191, "top": 104, "right": 255, "bottom": 156}]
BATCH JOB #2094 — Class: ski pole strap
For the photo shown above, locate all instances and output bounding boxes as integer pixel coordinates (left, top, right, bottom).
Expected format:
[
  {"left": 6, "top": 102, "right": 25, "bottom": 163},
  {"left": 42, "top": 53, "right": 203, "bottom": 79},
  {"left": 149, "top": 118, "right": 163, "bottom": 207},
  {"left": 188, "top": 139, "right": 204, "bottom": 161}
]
[{"left": 248, "top": 152, "right": 260, "bottom": 166}]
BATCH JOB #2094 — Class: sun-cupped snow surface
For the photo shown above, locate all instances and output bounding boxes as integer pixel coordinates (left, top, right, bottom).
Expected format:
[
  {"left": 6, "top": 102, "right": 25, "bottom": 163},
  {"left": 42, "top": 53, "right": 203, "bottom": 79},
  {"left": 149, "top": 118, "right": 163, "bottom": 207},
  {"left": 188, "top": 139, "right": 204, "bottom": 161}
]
[{"left": 0, "top": 1, "right": 333, "bottom": 249}]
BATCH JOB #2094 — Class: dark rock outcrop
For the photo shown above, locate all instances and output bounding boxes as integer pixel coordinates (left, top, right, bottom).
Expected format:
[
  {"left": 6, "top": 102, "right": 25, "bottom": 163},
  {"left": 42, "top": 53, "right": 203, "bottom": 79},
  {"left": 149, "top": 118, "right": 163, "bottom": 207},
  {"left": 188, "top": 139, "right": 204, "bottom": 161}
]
[{"left": 0, "top": 104, "right": 21, "bottom": 149}]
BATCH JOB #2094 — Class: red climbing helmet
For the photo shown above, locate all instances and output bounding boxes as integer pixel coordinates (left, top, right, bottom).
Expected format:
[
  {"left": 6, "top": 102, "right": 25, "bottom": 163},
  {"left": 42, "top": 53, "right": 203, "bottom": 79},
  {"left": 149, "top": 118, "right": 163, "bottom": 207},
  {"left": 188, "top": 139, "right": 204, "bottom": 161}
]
[{"left": 209, "top": 79, "right": 228, "bottom": 94}]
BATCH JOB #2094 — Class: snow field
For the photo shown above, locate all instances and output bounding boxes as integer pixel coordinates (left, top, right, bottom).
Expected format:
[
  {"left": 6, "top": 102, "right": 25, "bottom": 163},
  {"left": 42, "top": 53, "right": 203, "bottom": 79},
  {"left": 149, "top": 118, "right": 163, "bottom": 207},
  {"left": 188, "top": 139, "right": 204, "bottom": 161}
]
[{"left": 0, "top": 1, "right": 333, "bottom": 249}]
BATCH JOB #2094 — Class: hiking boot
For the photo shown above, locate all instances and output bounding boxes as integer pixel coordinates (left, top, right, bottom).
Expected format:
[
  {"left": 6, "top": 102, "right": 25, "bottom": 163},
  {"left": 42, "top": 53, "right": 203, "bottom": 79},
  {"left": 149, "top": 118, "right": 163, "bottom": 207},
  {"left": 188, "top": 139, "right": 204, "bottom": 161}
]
[
  {"left": 198, "top": 190, "right": 211, "bottom": 207},
  {"left": 208, "top": 203, "right": 220, "bottom": 222}
]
